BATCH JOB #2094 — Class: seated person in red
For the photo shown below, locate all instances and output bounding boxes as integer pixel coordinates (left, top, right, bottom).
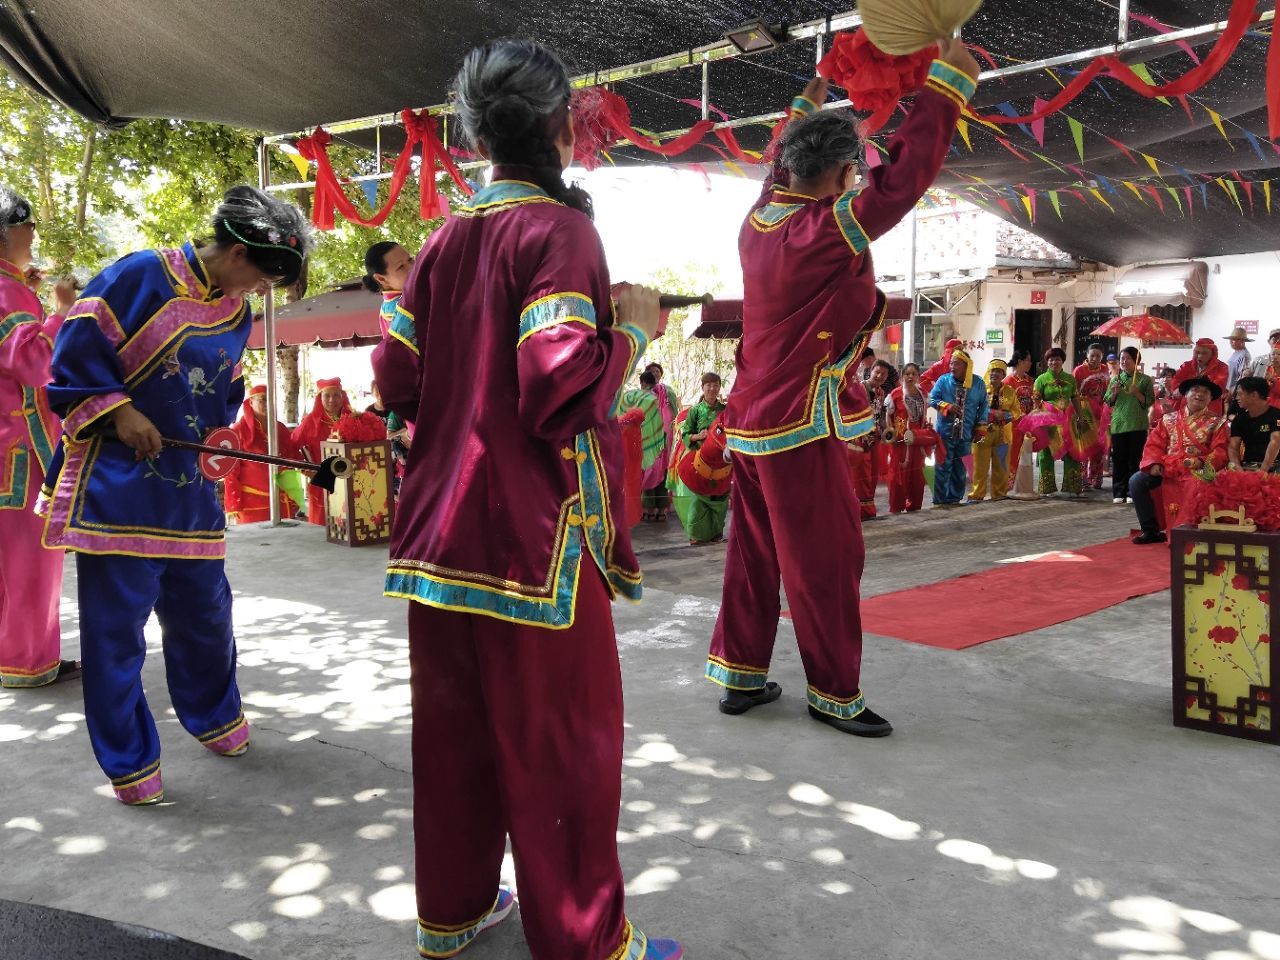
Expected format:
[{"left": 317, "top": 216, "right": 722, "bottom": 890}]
[
  {"left": 1129, "top": 377, "right": 1229, "bottom": 544},
  {"left": 225, "top": 384, "right": 301, "bottom": 524},
  {"left": 291, "top": 377, "right": 351, "bottom": 524}
]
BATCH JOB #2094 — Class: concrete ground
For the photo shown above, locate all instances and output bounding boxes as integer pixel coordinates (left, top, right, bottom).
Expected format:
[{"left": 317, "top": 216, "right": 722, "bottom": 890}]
[{"left": 3, "top": 488, "right": 1279, "bottom": 960}]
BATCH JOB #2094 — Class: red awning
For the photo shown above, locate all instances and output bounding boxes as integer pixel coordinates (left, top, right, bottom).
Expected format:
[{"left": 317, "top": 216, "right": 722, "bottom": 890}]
[
  {"left": 690, "top": 296, "right": 911, "bottom": 339},
  {"left": 247, "top": 281, "right": 383, "bottom": 349}
]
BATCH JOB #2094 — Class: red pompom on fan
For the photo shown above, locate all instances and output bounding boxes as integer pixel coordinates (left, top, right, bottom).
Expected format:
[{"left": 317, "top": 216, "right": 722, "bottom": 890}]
[{"left": 818, "top": 30, "right": 937, "bottom": 135}]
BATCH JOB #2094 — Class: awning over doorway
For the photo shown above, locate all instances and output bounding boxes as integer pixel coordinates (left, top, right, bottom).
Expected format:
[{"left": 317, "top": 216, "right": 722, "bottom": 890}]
[
  {"left": 247, "top": 281, "right": 382, "bottom": 349},
  {"left": 1114, "top": 261, "right": 1209, "bottom": 310}
]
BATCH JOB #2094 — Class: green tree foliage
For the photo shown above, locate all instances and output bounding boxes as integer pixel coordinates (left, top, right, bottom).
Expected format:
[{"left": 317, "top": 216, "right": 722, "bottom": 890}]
[{"left": 636, "top": 262, "right": 737, "bottom": 405}]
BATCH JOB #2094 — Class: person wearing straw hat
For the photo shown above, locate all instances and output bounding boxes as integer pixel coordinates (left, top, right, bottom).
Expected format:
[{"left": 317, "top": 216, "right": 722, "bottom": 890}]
[{"left": 1223, "top": 326, "right": 1253, "bottom": 393}]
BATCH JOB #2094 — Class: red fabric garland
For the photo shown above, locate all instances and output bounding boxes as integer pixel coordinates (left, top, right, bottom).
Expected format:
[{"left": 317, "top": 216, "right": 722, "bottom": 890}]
[
  {"left": 1267, "top": 0, "right": 1280, "bottom": 139},
  {"left": 571, "top": 86, "right": 716, "bottom": 166},
  {"left": 296, "top": 109, "right": 473, "bottom": 230},
  {"left": 818, "top": 31, "right": 936, "bottom": 134},
  {"left": 973, "top": 0, "right": 1258, "bottom": 126}
]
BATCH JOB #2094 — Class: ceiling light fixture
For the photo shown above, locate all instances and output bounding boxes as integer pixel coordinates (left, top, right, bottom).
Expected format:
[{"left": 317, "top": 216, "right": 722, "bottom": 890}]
[{"left": 725, "top": 21, "right": 783, "bottom": 54}]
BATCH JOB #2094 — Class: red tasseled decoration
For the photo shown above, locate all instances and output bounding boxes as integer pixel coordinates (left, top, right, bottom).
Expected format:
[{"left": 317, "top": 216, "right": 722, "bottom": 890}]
[
  {"left": 571, "top": 87, "right": 617, "bottom": 170},
  {"left": 818, "top": 30, "right": 937, "bottom": 135},
  {"left": 332, "top": 412, "right": 390, "bottom": 443},
  {"left": 1185, "top": 470, "right": 1280, "bottom": 531}
]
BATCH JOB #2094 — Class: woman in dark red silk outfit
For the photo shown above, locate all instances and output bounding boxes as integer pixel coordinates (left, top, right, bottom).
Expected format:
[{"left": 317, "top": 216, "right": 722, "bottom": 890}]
[{"left": 371, "top": 39, "right": 682, "bottom": 960}]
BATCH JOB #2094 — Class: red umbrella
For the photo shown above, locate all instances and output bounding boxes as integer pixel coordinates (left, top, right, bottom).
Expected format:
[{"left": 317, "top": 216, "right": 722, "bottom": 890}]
[{"left": 1092, "top": 312, "right": 1191, "bottom": 344}]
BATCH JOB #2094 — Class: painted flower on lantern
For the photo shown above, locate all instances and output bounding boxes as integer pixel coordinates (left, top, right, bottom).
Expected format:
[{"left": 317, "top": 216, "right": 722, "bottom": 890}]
[
  {"left": 1210, "top": 559, "right": 1227, "bottom": 577},
  {"left": 1185, "top": 693, "right": 1200, "bottom": 709},
  {"left": 1231, "top": 574, "right": 1252, "bottom": 591},
  {"left": 1259, "top": 633, "right": 1271, "bottom": 645},
  {"left": 1208, "top": 625, "right": 1238, "bottom": 645},
  {"left": 1202, "top": 599, "right": 1215, "bottom": 610}
]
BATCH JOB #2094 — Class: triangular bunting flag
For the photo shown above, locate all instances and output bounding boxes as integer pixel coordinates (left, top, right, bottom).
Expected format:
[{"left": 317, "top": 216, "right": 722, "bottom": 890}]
[
  {"left": 1031, "top": 99, "right": 1047, "bottom": 147},
  {"left": 1244, "top": 130, "right": 1269, "bottom": 164},
  {"left": 1142, "top": 185, "right": 1165, "bottom": 212},
  {"left": 1164, "top": 186, "right": 1184, "bottom": 215},
  {"left": 1199, "top": 183, "right": 1210, "bottom": 208},
  {"left": 994, "top": 102, "right": 1035, "bottom": 142},
  {"left": 1176, "top": 96, "right": 1194, "bottom": 123},
  {"left": 1089, "top": 188, "right": 1114, "bottom": 211},
  {"left": 956, "top": 118, "right": 973, "bottom": 151},
  {"left": 1020, "top": 193, "right": 1034, "bottom": 220},
  {"left": 1241, "top": 179, "right": 1255, "bottom": 213},
  {"left": 996, "top": 138, "right": 1031, "bottom": 162},
  {"left": 1049, "top": 190, "right": 1063, "bottom": 219},
  {"left": 1131, "top": 63, "right": 1171, "bottom": 105},
  {"left": 1183, "top": 185, "right": 1194, "bottom": 216},
  {"left": 1066, "top": 116, "right": 1086, "bottom": 163},
  {"left": 1266, "top": 180, "right": 1273, "bottom": 214},
  {"left": 286, "top": 150, "right": 311, "bottom": 181},
  {"left": 1104, "top": 136, "right": 1138, "bottom": 165},
  {"left": 1122, "top": 181, "right": 1147, "bottom": 203},
  {"left": 360, "top": 179, "right": 380, "bottom": 210},
  {"left": 996, "top": 197, "right": 1013, "bottom": 214},
  {"left": 1142, "top": 153, "right": 1161, "bottom": 177},
  {"left": 1031, "top": 152, "right": 1069, "bottom": 174},
  {"left": 1206, "top": 108, "right": 1234, "bottom": 148},
  {"left": 1217, "top": 177, "right": 1245, "bottom": 214}
]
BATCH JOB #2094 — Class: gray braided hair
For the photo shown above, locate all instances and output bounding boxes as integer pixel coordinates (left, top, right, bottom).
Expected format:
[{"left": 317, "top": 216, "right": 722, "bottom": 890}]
[
  {"left": 452, "top": 39, "right": 592, "bottom": 217},
  {"left": 779, "top": 109, "right": 863, "bottom": 180},
  {"left": 211, "top": 185, "right": 315, "bottom": 287},
  {"left": 0, "top": 184, "right": 34, "bottom": 240}
]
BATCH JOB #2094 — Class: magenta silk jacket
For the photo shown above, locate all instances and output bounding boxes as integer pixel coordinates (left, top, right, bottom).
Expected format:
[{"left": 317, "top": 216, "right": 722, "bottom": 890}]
[
  {"left": 0, "top": 260, "right": 63, "bottom": 511},
  {"left": 372, "top": 168, "right": 649, "bottom": 629},
  {"left": 722, "top": 60, "right": 973, "bottom": 456}
]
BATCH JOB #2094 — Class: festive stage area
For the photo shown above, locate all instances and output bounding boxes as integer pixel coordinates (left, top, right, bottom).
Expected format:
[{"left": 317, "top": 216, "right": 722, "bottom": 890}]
[{"left": 4, "top": 499, "right": 1278, "bottom": 960}]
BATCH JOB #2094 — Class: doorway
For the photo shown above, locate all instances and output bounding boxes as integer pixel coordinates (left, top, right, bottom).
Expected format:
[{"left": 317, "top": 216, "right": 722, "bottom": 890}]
[{"left": 1013, "top": 309, "right": 1053, "bottom": 376}]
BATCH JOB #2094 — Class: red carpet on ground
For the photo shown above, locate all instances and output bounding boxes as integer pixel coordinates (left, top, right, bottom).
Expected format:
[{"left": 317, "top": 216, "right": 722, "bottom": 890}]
[{"left": 856, "top": 537, "right": 1170, "bottom": 650}]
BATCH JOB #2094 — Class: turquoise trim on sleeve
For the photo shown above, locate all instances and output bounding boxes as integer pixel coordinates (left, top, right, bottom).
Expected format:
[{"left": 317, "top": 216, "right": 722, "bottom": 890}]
[
  {"left": 790, "top": 94, "right": 819, "bottom": 117},
  {"left": 609, "top": 322, "right": 650, "bottom": 418},
  {"left": 832, "top": 192, "right": 871, "bottom": 255},
  {"left": 22, "top": 386, "right": 55, "bottom": 473},
  {"left": 927, "top": 60, "right": 977, "bottom": 104},
  {"left": 388, "top": 303, "right": 419, "bottom": 356},
  {"left": 0, "top": 310, "right": 38, "bottom": 347},
  {"left": 518, "top": 292, "right": 597, "bottom": 346}
]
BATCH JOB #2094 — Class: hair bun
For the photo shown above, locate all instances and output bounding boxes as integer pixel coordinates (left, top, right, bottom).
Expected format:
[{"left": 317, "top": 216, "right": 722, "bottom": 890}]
[{"left": 486, "top": 94, "right": 536, "bottom": 138}]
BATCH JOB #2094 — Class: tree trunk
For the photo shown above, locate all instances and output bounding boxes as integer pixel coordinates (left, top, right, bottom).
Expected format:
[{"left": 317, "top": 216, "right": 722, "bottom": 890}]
[
  {"left": 278, "top": 256, "right": 309, "bottom": 424},
  {"left": 75, "top": 126, "right": 98, "bottom": 232}
]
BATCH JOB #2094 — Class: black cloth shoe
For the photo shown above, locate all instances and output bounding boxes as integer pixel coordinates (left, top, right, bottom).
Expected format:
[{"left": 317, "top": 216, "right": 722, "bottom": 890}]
[
  {"left": 719, "top": 682, "right": 782, "bottom": 716},
  {"left": 1132, "top": 530, "right": 1168, "bottom": 545},
  {"left": 807, "top": 704, "right": 893, "bottom": 737}
]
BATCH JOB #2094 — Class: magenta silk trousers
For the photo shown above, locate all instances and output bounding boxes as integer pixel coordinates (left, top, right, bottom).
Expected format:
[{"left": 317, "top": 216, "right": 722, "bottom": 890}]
[
  {"left": 707, "top": 434, "right": 870, "bottom": 719},
  {"left": 407, "top": 567, "right": 638, "bottom": 960},
  {"left": 0, "top": 463, "right": 64, "bottom": 687}
]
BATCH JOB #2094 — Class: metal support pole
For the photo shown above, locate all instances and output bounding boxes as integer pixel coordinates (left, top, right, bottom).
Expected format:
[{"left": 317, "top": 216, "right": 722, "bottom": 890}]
[
  {"left": 815, "top": 31, "right": 825, "bottom": 67},
  {"left": 257, "top": 139, "right": 282, "bottom": 527},
  {"left": 1117, "top": 0, "right": 1131, "bottom": 43},
  {"left": 905, "top": 205, "right": 919, "bottom": 361},
  {"left": 700, "top": 58, "right": 710, "bottom": 120},
  {"left": 375, "top": 125, "right": 382, "bottom": 176}
]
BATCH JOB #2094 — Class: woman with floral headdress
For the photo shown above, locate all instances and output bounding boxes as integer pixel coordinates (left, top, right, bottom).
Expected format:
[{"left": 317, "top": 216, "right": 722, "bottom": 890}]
[{"left": 41, "top": 185, "right": 313, "bottom": 804}]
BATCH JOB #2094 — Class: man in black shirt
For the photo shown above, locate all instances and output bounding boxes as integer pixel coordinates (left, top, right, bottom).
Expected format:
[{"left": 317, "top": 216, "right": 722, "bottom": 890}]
[{"left": 1229, "top": 376, "right": 1280, "bottom": 472}]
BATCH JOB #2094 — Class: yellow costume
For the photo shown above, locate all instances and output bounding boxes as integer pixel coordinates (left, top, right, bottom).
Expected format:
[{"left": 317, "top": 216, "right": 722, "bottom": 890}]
[{"left": 969, "top": 358, "right": 1018, "bottom": 501}]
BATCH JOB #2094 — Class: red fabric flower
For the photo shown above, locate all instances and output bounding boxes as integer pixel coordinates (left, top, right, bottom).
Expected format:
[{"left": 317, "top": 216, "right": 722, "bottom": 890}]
[
  {"left": 333, "top": 412, "right": 389, "bottom": 443},
  {"left": 1185, "top": 470, "right": 1280, "bottom": 531},
  {"left": 818, "top": 30, "right": 937, "bottom": 134},
  {"left": 1208, "top": 625, "right": 1238, "bottom": 645}
]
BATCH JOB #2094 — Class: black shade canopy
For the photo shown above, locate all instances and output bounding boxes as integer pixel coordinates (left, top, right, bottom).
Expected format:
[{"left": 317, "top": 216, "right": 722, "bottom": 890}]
[{"left": 3, "top": 0, "right": 1279, "bottom": 265}]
